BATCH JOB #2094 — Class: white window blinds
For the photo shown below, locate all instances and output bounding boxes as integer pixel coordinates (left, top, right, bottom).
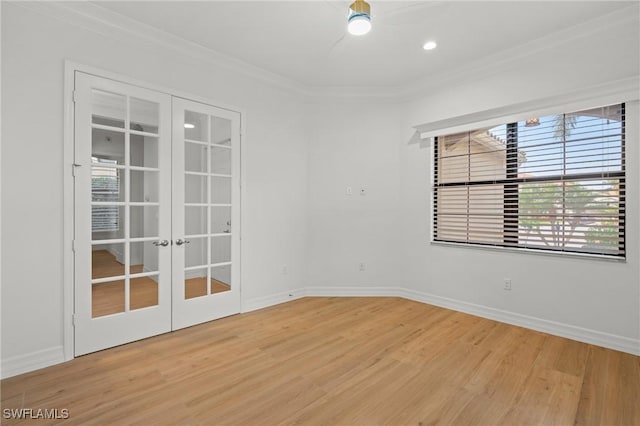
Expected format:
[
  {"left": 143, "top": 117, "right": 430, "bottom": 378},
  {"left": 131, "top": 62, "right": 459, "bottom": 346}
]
[
  {"left": 433, "top": 103, "right": 625, "bottom": 257},
  {"left": 91, "top": 157, "right": 121, "bottom": 232}
]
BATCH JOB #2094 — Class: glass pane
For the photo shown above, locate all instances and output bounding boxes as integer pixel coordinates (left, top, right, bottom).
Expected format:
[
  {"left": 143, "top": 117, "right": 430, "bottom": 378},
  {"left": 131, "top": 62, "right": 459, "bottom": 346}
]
[
  {"left": 91, "top": 90, "right": 125, "bottom": 128},
  {"left": 211, "top": 146, "right": 231, "bottom": 175},
  {"left": 92, "top": 128, "right": 125, "bottom": 165},
  {"left": 435, "top": 187, "right": 467, "bottom": 242},
  {"left": 91, "top": 165, "right": 124, "bottom": 203},
  {"left": 211, "top": 235, "right": 231, "bottom": 264},
  {"left": 185, "top": 142, "right": 208, "bottom": 173},
  {"left": 184, "top": 110, "right": 208, "bottom": 142},
  {"left": 130, "top": 205, "right": 158, "bottom": 238},
  {"left": 130, "top": 240, "right": 158, "bottom": 274},
  {"left": 92, "top": 205, "right": 125, "bottom": 238},
  {"left": 185, "top": 267, "right": 207, "bottom": 299},
  {"left": 468, "top": 185, "right": 503, "bottom": 244},
  {"left": 185, "top": 174, "right": 208, "bottom": 204},
  {"left": 130, "top": 170, "right": 159, "bottom": 203},
  {"left": 130, "top": 275, "right": 159, "bottom": 311},
  {"left": 130, "top": 97, "right": 159, "bottom": 134},
  {"left": 519, "top": 182, "right": 564, "bottom": 248},
  {"left": 211, "top": 176, "right": 231, "bottom": 204},
  {"left": 130, "top": 135, "right": 158, "bottom": 168},
  {"left": 211, "top": 264, "right": 231, "bottom": 294},
  {"left": 92, "top": 244, "right": 125, "bottom": 279},
  {"left": 211, "top": 206, "right": 231, "bottom": 234},
  {"left": 211, "top": 116, "right": 231, "bottom": 146},
  {"left": 185, "top": 237, "right": 207, "bottom": 268},
  {"left": 92, "top": 279, "right": 125, "bottom": 318},
  {"left": 186, "top": 206, "right": 208, "bottom": 235}
]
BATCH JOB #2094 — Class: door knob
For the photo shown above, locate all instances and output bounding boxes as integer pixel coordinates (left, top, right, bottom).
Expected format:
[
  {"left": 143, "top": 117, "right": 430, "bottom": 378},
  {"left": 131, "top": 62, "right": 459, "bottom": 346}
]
[
  {"left": 175, "top": 239, "right": 191, "bottom": 246},
  {"left": 153, "top": 240, "right": 170, "bottom": 247}
]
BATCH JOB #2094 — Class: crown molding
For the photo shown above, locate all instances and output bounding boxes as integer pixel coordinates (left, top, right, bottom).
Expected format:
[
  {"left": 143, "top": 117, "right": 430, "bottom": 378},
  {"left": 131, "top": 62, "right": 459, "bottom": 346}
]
[
  {"left": 11, "top": 1, "right": 640, "bottom": 102},
  {"left": 12, "top": 1, "right": 308, "bottom": 97},
  {"left": 398, "top": 3, "right": 640, "bottom": 101}
]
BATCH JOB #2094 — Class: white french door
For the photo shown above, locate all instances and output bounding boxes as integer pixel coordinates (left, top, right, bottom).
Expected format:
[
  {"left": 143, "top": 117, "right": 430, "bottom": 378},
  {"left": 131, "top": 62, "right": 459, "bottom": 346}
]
[
  {"left": 74, "top": 73, "right": 241, "bottom": 355},
  {"left": 171, "top": 98, "right": 241, "bottom": 330}
]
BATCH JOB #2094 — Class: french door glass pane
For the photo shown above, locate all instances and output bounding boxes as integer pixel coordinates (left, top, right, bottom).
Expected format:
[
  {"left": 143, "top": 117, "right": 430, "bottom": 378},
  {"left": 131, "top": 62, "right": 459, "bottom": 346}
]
[
  {"left": 92, "top": 128, "right": 125, "bottom": 165},
  {"left": 91, "top": 205, "right": 125, "bottom": 238},
  {"left": 130, "top": 136, "right": 158, "bottom": 168},
  {"left": 211, "top": 264, "right": 231, "bottom": 294},
  {"left": 130, "top": 275, "right": 159, "bottom": 310},
  {"left": 130, "top": 97, "right": 159, "bottom": 134},
  {"left": 211, "top": 146, "right": 231, "bottom": 174},
  {"left": 211, "top": 235, "right": 231, "bottom": 264},
  {"left": 130, "top": 205, "right": 159, "bottom": 238},
  {"left": 211, "top": 177, "right": 231, "bottom": 204},
  {"left": 130, "top": 240, "right": 158, "bottom": 274},
  {"left": 184, "top": 110, "right": 208, "bottom": 142},
  {"left": 185, "top": 268, "right": 208, "bottom": 299},
  {"left": 185, "top": 174, "right": 208, "bottom": 204},
  {"left": 92, "top": 244, "right": 125, "bottom": 279},
  {"left": 185, "top": 142, "right": 207, "bottom": 173},
  {"left": 185, "top": 206, "right": 207, "bottom": 235},
  {"left": 185, "top": 237, "right": 207, "bottom": 268},
  {"left": 91, "top": 90, "right": 125, "bottom": 128},
  {"left": 211, "top": 116, "right": 231, "bottom": 146},
  {"left": 211, "top": 206, "right": 231, "bottom": 234},
  {"left": 92, "top": 280, "right": 125, "bottom": 318},
  {"left": 130, "top": 170, "right": 159, "bottom": 203}
]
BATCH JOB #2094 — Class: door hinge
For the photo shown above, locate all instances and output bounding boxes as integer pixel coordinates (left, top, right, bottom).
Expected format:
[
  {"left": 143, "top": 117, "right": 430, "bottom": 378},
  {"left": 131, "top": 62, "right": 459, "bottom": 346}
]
[
  {"left": 71, "top": 239, "right": 76, "bottom": 252},
  {"left": 72, "top": 314, "right": 76, "bottom": 327},
  {"left": 72, "top": 90, "right": 78, "bottom": 103},
  {"left": 72, "top": 163, "right": 81, "bottom": 177}
]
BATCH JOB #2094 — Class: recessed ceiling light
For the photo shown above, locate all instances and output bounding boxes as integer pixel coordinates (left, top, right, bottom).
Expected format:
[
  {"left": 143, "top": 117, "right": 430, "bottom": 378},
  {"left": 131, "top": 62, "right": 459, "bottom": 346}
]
[
  {"left": 423, "top": 41, "right": 437, "bottom": 51},
  {"left": 184, "top": 123, "right": 195, "bottom": 129}
]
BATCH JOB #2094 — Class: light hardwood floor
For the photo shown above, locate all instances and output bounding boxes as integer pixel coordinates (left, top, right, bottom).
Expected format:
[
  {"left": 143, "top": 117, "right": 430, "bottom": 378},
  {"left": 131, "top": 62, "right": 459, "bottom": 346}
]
[{"left": 2, "top": 297, "right": 639, "bottom": 425}]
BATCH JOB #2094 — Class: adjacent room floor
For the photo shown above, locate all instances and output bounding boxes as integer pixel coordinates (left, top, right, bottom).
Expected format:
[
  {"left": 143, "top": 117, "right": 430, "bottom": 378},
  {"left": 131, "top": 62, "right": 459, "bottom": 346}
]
[{"left": 2, "top": 297, "right": 639, "bottom": 425}]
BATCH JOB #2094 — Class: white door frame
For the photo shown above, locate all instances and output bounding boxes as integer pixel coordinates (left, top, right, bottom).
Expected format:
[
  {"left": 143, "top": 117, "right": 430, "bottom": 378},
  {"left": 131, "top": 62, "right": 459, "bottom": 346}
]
[{"left": 63, "top": 61, "right": 245, "bottom": 360}]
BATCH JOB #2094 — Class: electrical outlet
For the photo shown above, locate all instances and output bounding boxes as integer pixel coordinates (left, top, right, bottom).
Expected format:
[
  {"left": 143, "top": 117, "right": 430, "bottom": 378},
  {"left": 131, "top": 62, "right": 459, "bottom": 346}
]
[
  {"left": 360, "top": 187, "right": 367, "bottom": 196},
  {"left": 346, "top": 186, "right": 353, "bottom": 196},
  {"left": 504, "top": 278, "right": 512, "bottom": 291},
  {"left": 359, "top": 262, "right": 366, "bottom": 271}
]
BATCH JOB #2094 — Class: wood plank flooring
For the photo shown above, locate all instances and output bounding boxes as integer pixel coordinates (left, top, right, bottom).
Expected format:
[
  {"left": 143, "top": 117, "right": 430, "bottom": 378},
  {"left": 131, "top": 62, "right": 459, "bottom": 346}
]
[{"left": 2, "top": 297, "right": 639, "bottom": 425}]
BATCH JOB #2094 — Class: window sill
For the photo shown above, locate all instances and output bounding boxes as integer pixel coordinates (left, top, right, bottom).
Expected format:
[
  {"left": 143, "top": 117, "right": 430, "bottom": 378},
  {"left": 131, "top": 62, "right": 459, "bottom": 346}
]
[{"left": 430, "top": 240, "right": 626, "bottom": 263}]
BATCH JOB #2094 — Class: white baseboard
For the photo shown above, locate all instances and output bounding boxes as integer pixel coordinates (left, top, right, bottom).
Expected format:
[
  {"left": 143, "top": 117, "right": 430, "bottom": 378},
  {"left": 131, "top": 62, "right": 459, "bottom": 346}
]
[
  {"left": 244, "top": 285, "right": 640, "bottom": 356},
  {"left": 242, "top": 289, "right": 306, "bottom": 313},
  {"left": 304, "top": 286, "right": 399, "bottom": 297},
  {"left": 397, "top": 288, "right": 640, "bottom": 356},
  {"left": 1, "top": 346, "right": 65, "bottom": 379}
]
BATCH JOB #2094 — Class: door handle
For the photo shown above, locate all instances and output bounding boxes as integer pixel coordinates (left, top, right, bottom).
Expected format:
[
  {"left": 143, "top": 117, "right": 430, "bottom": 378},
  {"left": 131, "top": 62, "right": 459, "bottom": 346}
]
[
  {"left": 153, "top": 240, "right": 170, "bottom": 247},
  {"left": 175, "top": 239, "right": 191, "bottom": 246}
]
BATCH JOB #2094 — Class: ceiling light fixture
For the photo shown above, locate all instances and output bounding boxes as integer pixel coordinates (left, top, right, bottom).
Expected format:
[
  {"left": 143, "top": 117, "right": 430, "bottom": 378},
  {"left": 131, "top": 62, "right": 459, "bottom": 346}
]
[
  {"left": 422, "top": 41, "right": 437, "bottom": 50},
  {"left": 184, "top": 123, "right": 195, "bottom": 129},
  {"left": 348, "top": 0, "right": 371, "bottom": 36}
]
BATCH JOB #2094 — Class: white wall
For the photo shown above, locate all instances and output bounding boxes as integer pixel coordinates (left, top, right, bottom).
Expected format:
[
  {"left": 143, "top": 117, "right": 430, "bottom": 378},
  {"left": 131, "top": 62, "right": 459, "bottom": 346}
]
[
  {"left": 1, "top": 3, "right": 308, "bottom": 371},
  {"left": 399, "top": 15, "right": 640, "bottom": 345},
  {"left": 2, "top": 1, "right": 639, "bottom": 377},
  {"left": 306, "top": 100, "right": 404, "bottom": 289},
  {"left": 305, "top": 5, "right": 640, "bottom": 351}
]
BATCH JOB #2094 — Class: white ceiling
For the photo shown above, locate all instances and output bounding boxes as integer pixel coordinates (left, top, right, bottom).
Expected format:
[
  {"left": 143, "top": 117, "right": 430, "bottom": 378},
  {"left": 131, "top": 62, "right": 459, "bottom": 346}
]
[{"left": 92, "top": 1, "right": 634, "bottom": 89}]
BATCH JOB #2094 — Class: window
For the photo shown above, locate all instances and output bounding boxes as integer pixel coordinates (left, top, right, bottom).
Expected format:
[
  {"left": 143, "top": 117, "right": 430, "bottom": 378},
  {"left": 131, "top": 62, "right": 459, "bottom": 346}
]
[
  {"left": 433, "top": 103, "right": 625, "bottom": 257},
  {"left": 91, "top": 157, "right": 121, "bottom": 232}
]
